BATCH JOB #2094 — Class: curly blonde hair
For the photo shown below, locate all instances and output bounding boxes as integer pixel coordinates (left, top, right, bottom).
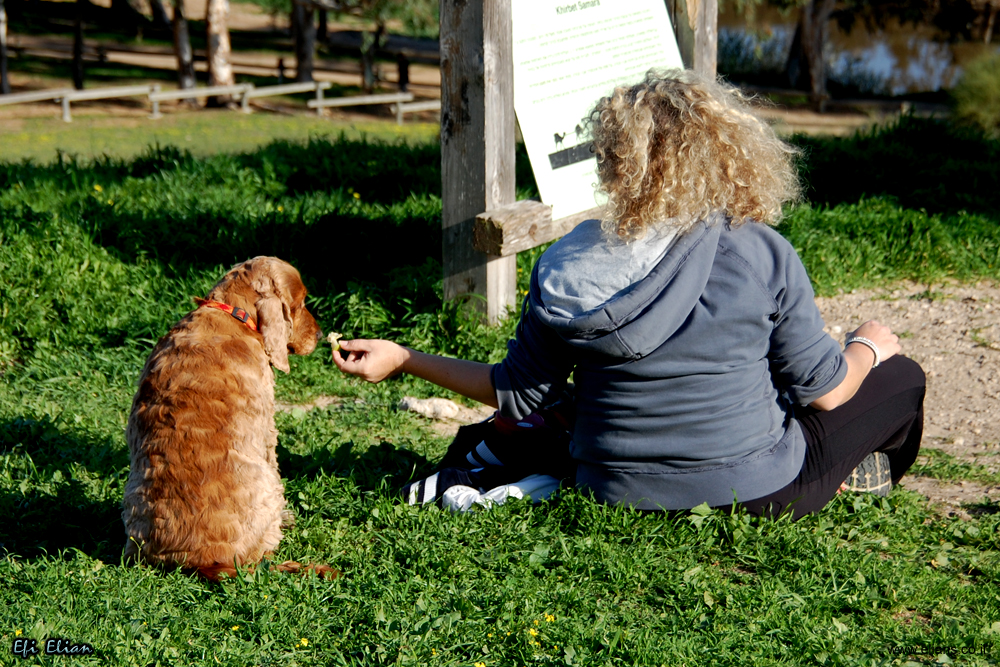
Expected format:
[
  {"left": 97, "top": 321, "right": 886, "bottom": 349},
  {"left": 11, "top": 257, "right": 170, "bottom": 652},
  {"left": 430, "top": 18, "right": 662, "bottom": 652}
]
[{"left": 590, "top": 69, "right": 801, "bottom": 240}]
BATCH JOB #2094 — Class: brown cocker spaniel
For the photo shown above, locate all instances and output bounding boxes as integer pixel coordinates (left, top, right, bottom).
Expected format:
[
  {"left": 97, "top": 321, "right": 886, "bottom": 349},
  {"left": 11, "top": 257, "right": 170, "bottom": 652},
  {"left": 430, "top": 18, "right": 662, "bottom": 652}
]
[{"left": 122, "top": 257, "right": 333, "bottom": 580}]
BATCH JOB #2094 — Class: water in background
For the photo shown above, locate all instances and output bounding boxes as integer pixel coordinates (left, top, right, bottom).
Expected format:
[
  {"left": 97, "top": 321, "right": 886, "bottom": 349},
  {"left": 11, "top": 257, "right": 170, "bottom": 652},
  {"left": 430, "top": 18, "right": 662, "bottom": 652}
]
[{"left": 718, "top": 11, "right": 999, "bottom": 95}]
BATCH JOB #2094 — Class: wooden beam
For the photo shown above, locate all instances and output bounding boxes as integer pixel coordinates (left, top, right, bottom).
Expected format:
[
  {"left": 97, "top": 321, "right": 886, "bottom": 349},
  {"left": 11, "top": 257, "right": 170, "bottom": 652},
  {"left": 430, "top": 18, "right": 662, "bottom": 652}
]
[
  {"left": 669, "top": 0, "right": 717, "bottom": 76},
  {"left": 440, "top": 0, "right": 517, "bottom": 323},
  {"left": 473, "top": 200, "right": 603, "bottom": 257}
]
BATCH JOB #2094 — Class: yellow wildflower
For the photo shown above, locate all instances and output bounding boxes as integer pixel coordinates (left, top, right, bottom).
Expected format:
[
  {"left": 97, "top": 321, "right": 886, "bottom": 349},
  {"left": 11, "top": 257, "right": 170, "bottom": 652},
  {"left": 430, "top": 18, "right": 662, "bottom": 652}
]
[
  {"left": 299, "top": 638, "right": 309, "bottom": 647},
  {"left": 231, "top": 625, "right": 240, "bottom": 631},
  {"left": 353, "top": 192, "right": 361, "bottom": 199},
  {"left": 475, "top": 662, "right": 486, "bottom": 667},
  {"left": 528, "top": 628, "right": 538, "bottom": 637},
  {"left": 15, "top": 629, "right": 21, "bottom": 637},
  {"left": 263, "top": 595, "right": 268, "bottom": 599},
  {"left": 93, "top": 184, "right": 103, "bottom": 192},
  {"left": 431, "top": 649, "right": 437, "bottom": 656},
  {"left": 533, "top": 619, "right": 539, "bottom": 626},
  {"left": 545, "top": 614, "right": 555, "bottom": 622},
  {"left": 277, "top": 206, "right": 284, "bottom": 212}
]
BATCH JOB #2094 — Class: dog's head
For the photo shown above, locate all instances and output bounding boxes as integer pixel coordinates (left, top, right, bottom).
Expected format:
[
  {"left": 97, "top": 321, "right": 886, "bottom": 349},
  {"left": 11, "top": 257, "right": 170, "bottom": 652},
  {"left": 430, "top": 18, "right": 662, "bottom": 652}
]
[{"left": 208, "top": 257, "right": 321, "bottom": 372}]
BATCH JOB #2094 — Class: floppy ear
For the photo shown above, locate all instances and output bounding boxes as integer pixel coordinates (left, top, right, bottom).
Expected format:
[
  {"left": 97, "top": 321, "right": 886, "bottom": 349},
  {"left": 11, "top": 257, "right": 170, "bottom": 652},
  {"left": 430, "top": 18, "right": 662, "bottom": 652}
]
[{"left": 252, "top": 265, "right": 292, "bottom": 373}]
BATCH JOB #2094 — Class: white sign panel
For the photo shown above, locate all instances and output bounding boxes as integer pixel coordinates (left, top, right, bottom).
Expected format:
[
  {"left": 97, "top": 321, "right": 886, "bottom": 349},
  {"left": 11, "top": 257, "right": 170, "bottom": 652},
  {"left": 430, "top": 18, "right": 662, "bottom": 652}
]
[{"left": 512, "top": 0, "right": 683, "bottom": 220}]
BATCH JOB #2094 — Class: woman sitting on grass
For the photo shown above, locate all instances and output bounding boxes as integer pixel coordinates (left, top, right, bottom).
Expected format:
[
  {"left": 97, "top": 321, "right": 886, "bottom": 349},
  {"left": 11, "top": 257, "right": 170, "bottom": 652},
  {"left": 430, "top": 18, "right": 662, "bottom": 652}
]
[{"left": 333, "top": 70, "right": 926, "bottom": 518}]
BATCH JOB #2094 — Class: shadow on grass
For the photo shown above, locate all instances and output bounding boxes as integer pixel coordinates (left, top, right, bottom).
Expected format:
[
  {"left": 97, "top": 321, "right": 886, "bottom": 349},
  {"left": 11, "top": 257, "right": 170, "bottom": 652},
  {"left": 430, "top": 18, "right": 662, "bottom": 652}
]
[
  {"left": 791, "top": 115, "right": 1000, "bottom": 220},
  {"left": 1, "top": 415, "right": 438, "bottom": 562},
  {"left": 278, "top": 440, "right": 435, "bottom": 491},
  {"left": 0, "top": 417, "right": 127, "bottom": 562}
]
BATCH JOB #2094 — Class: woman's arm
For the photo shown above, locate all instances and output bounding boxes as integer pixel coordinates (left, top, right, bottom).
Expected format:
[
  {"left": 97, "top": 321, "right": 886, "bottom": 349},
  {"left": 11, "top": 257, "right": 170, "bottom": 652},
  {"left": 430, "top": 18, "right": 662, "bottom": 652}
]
[
  {"left": 331, "top": 339, "right": 498, "bottom": 408},
  {"left": 809, "top": 320, "right": 900, "bottom": 411}
]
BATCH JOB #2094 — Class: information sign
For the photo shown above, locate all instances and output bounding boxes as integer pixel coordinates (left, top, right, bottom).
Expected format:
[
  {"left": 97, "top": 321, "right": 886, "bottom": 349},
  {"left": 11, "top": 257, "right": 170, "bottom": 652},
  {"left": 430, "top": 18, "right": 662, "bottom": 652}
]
[{"left": 512, "top": 0, "right": 683, "bottom": 220}]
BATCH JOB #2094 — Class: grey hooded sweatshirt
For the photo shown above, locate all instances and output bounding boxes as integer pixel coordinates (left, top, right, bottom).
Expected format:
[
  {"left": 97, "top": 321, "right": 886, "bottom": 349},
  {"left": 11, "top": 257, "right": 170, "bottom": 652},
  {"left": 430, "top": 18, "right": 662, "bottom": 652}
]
[{"left": 490, "top": 215, "right": 847, "bottom": 510}]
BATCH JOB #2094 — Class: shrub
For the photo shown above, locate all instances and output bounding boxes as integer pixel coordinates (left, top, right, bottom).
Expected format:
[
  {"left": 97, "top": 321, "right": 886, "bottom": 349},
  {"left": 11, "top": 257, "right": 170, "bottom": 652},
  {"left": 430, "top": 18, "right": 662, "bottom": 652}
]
[
  {"left": 789, "top": 115, "right": 1000, "bottom": 219},
  {"left": 952, "top": 52, "right": 1000, "bottom": 138}
]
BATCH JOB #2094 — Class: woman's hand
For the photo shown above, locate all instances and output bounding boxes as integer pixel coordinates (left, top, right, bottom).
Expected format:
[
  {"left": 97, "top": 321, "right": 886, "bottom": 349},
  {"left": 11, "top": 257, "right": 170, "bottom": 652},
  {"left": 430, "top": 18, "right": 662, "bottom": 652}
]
[
  {"left": 332, "top": 339, "right": 410, "bottom": 383},
  {"left": 847, "top": 320, "right": 900, "bottom": 366}
]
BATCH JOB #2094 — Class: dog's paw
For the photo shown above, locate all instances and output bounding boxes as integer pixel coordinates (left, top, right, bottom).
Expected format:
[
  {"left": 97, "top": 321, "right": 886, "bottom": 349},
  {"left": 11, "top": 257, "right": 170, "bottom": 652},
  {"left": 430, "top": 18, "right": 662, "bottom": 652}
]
[{"left": 280, "top": 509, "right": 296, "bottom": 529}]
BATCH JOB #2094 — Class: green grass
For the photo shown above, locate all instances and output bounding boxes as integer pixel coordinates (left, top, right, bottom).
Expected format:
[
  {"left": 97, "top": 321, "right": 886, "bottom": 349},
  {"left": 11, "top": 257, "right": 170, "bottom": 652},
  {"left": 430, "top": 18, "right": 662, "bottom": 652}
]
[
  {"left": 2, "top": 119, "right": 1000, "bottom": 666},
  {"left": 909, "top": 449, "right": 1000, "bottom": 488},
  {"left": 791, "top": 115, "right": 1000, "bottom": 219},
  {"left": 0, "top": 112, "right": 439, "bottom": 164}
]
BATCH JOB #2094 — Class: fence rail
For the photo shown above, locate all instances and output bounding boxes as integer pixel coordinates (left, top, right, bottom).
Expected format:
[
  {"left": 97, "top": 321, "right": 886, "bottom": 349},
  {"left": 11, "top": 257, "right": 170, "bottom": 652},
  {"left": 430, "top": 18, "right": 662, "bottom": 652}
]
[
  {"left": 307, "top": 91, "right": 414, "bottom": 117},
  {"left": 148, "top": 83, "right": 255, "bottom": 117},
  {"left": 243, "top": 81, "right": 331, "bottom": 99},
  {"left": 0, "top": 88, "right": 74, "bottom": 106},
  {"left": 1, "top": 83, "right": 435, "bottom": 123},
  {"left": 60, "top": 84, "right": 160, "bottom": 122},
  {"left": 393, "top": 99, "right": 440, "bottom": 125}
]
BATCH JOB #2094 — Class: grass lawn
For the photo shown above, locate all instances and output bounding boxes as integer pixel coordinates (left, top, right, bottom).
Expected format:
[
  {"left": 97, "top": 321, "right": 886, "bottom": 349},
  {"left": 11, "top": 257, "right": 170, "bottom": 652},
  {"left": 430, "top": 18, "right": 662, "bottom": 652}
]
[
  {"left": 1, "top": 117, "right": 999, "bottom": 666},
  {"left": 0, "top": 110, "right": 439, "bottom": 163}
]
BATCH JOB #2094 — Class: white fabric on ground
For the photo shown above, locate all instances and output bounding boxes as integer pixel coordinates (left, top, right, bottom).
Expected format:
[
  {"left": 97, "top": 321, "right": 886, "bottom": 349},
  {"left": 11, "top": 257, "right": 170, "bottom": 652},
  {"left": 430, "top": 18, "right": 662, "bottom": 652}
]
[{"left": 440, "top": 474, "right": 561, "bottom": 512}]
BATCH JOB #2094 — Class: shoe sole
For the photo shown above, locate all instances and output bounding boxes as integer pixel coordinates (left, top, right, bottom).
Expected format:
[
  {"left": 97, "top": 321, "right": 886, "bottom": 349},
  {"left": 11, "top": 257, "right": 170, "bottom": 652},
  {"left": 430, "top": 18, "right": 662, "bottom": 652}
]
[{"left": 843, "top": 451, "right": 892, "bottom": 496}]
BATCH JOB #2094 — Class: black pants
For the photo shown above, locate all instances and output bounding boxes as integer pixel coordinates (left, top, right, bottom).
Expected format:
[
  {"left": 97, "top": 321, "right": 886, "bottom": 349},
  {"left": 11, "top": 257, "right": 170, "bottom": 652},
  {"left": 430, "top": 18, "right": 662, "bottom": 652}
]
[{"left": 732, "top": 355, "right": 926, "bottom": 519}]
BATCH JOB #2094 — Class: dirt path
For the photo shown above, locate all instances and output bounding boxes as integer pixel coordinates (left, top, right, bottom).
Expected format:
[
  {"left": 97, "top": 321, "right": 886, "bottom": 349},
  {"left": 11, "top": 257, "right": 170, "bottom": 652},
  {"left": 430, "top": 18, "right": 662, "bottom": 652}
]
[{"left": 815, "top": 281, "right": 1000, "bottom": 515}]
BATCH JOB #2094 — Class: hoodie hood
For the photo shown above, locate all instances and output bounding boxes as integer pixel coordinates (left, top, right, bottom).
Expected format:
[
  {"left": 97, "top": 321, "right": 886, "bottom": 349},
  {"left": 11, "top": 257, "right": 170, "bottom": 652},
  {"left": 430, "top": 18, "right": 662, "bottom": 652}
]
[{"left": 530, "top": 216, "right": 724, "bottom": 360}]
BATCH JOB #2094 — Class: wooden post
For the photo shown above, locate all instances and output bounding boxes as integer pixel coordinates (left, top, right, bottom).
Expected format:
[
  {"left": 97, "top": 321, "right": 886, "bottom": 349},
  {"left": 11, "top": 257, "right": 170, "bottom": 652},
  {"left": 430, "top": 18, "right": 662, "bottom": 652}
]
[
  {"left": 440, "top": 0, "right": 517, "bottom": 323},
  {"left": 668, "top": 0, "right": 717, "bottom": 76}
]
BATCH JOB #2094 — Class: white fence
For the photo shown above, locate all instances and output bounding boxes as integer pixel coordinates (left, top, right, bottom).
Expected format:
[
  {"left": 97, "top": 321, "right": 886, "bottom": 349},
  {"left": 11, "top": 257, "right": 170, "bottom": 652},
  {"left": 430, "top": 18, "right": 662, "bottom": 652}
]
[{"left": 0, "top": 81, "right": 438, "bottom": 123}]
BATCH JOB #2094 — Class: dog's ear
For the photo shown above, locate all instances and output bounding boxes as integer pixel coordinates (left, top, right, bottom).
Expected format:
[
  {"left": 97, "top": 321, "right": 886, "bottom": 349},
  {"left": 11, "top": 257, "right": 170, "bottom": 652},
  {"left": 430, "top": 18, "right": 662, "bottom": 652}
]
[{"left": 251, "top": 261, "right": 293, "bottom": 373}]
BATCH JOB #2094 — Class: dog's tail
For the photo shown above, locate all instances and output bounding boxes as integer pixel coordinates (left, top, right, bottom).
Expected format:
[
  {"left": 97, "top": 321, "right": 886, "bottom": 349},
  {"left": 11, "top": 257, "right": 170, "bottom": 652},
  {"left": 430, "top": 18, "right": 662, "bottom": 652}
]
[{"left": 195, "top": 560, "right": 338, "bottom": 582}]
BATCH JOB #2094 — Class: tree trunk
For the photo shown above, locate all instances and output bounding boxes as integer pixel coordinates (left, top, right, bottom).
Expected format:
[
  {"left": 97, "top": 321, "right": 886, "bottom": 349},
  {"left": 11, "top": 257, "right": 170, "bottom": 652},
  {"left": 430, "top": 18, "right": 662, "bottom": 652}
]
[
  {"left": 292, "top": 0, "right": 314, "bottom": 82},
  {"left": 205, "top": 0, "right": 234, "bottom": 105},
  {"left": 73, "top": 0, "right": 85, "bottom": 90},
  {"left": 317, "top": 8, "right": 326, "bottom": 43},
  {"left": 360, "top": 22, "right": 384, "bottom": 93},
  {"left": 149, "top": 0, "right": 171, "bottom": 29},
  {"left": 173, "top": 0, "right": 196, "bottom": 104},
  {"left": 985, "top": 2, "right": 997, "bottom": 44},
  {"left": 786, "top": 0, "right": 836, "bottom": 110},
  {"left": 0, "top": 0, "right": 10, "bottom": 95}
]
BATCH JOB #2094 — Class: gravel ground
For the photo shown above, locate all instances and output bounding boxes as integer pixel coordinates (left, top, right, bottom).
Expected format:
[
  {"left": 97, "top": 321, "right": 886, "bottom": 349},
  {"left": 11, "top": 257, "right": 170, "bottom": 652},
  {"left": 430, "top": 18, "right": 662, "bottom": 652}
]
[{"left": 815, "top": 281, "right": 1000, "bottom": 515}]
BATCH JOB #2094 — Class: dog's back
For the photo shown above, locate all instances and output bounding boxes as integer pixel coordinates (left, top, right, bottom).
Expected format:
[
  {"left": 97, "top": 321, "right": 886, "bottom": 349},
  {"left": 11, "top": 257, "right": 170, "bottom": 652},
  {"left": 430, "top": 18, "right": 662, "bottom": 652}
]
[{"left": 122, "top": 257, "right": 322, "bottom": 578}]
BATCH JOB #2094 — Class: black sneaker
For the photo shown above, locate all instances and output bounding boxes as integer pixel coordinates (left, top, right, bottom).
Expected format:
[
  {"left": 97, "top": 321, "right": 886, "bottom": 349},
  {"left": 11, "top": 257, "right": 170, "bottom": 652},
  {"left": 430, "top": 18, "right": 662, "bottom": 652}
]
[{"left": 843, "top": 452, "right": 892, "bottom": 496}]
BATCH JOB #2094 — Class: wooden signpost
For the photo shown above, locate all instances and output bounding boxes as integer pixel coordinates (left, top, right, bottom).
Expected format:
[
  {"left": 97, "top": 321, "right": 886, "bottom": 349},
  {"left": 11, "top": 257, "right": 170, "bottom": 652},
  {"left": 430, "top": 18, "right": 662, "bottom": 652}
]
[{"left": 441, "top": 0, "right": 717, "bottom": 323}]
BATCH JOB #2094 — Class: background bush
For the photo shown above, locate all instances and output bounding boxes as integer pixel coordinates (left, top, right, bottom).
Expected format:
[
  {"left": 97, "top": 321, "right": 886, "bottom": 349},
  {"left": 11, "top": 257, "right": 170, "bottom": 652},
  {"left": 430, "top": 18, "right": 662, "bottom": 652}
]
[{"left": 952, "top": 52, "right": 1000, "bottom": 138}]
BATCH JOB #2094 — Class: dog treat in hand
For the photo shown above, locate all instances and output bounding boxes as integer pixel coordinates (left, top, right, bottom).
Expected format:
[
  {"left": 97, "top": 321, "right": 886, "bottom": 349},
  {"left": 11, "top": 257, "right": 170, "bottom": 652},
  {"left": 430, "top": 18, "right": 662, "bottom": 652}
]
[{"left": 327, "top": 332, "right": 344, "bottom": 352}]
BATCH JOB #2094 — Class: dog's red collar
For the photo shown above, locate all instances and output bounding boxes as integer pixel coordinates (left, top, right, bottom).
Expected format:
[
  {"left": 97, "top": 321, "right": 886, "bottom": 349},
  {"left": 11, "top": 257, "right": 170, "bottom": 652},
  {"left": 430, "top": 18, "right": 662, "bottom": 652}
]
[{"left": 194, "top": 298, "right": 258, "bottom": 332}]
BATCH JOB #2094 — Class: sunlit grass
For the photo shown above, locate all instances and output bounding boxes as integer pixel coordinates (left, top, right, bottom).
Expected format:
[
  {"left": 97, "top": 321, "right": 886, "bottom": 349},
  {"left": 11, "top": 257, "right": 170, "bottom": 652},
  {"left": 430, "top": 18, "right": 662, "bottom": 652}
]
[
  {"left": 1, "top": 119, "right": 999, "bottom": 666},
  {"left": 0, "top": 110, "right": 439, "bottom": 163}
]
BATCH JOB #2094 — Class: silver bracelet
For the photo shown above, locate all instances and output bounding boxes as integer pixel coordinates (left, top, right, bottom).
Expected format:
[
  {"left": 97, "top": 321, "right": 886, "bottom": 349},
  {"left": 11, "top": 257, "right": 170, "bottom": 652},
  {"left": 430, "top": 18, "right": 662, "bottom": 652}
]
[{"left": 845, "top": 336, "right": 880, "bottom": 368}]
